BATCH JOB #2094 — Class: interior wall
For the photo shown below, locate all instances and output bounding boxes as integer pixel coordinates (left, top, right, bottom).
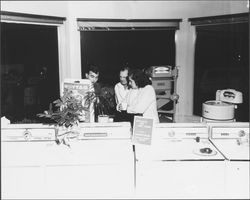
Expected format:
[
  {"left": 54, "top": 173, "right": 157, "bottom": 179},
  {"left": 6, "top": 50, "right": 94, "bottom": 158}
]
[
  {"left": 1, "top": 1, "right": 68, "bottom": 16},
  {"left": 1, "top": 0, "right": 248, "bottom": 117}
]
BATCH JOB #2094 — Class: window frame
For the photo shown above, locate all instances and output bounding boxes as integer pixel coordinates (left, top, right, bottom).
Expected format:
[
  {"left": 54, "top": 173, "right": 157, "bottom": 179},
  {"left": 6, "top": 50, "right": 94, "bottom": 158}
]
[
  {"left": 1, "top": 11, "right": 67, "bottom": 97},
  {"left": 77, "top": 18, "right": 182, "bottom": 31},
  {"left": 189, "top": 13, "right": 249, "bottom": 120}
]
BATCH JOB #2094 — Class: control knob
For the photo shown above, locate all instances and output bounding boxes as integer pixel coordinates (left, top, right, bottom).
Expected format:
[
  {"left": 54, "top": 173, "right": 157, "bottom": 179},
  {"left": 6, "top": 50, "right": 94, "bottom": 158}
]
[
  {"left": 23, "top": 130, "right": 32, "bottom": 141},
  {"left": 195, "top": 136, "right": 200, "bottom": 143},
  {"left": 238, "top": 130, "right": 246, "bottom": 137}
]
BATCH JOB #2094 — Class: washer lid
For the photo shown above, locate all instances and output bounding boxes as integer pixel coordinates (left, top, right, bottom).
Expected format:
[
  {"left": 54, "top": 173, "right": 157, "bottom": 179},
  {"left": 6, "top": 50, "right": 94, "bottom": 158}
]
[
  {"left": 216, "top": 89, "right": 243, "bottom": 104},
  {"left": 211, "top": 140, "right": 249, "bottom": 161},
  {"left": 135, "top": 139, "right": 225, "bottom": 161}
]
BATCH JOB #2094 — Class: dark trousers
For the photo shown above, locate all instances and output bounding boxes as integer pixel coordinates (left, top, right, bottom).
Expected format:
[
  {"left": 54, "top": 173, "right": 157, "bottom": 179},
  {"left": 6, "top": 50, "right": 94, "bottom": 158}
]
[{"left": 114, "top": 110, "right": 142, "bottom": 127}]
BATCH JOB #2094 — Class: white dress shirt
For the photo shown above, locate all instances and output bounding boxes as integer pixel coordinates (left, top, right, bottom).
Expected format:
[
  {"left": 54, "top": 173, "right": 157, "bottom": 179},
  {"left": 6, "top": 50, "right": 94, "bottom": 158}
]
[
  {"left": 123, "top": 89, "right": 139, "bottom": 107},
  {"left": 114, "top": 82, "right": 129, "bottom": 111}
]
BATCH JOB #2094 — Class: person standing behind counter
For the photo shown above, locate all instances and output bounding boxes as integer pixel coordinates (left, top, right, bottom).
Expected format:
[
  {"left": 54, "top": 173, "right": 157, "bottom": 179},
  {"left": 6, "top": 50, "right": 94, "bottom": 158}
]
[
  {"left": 85, "top": 64, "right": 102, "bottom": 122},
  {"left": 85, "top": 65, "right": 102, "bottom": 95},
  {"left": 114, "top": 67, "right": 130, "bottom": 122},
  {"left": 126, "top": 69, "right": 159, "bottom": 124}
]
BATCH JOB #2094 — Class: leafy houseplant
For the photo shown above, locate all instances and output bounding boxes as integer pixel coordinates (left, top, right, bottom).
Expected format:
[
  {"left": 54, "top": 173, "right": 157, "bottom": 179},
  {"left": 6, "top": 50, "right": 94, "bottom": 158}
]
[
  {"left": 93, "top": 86, "right": 116, "bottom": 121},
  {"left": 37, "top": 85, "right": 116, "bottom": 146},
  {"left": 37, "top": 88, "right": 95, "bottom": 147}
]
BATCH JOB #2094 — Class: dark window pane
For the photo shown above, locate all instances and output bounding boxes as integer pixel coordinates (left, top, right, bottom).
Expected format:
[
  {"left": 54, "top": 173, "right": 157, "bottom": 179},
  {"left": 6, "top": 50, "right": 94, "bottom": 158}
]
[
  {"left": 80, "top": 30, "right": 175, "bottom": 86},
  {"left": 1, "top": 22, "right": 60, "bottom": 123},
  {"left": 194, "top": 23, "right": 249, "bottom": 122}
]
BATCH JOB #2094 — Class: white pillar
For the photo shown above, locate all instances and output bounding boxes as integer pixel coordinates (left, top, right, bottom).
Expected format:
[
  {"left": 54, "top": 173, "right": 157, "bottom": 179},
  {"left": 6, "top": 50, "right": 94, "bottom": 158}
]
[
  {"left": 66, "top": 4, "right": 82, "bottom": 80},
  {"left": 175, "top": 19, "right": 196, "bottom": 116},
  {"left": 57, "top": 23, "right": 69, "bottom": 96}
]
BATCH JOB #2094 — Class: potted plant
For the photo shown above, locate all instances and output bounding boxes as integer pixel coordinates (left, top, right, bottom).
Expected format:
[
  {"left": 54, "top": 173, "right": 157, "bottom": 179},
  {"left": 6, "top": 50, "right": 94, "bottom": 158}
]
[
  {"left": 37, "top": 88, "right": 95, "bottom": 147},
  {"left": 94, "top": 86, "right": 116, "bottom": 122}
]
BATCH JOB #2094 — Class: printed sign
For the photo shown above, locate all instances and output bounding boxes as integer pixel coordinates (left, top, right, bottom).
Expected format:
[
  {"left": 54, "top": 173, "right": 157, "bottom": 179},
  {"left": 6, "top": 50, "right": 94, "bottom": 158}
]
[
  {"left": 63, "top": 81, "right": 90, "bottom": 96},
  {"left": 63, "top": 79, "right": 93, "bottom": 122},
  {"left": 132, "top": 116, "right": 153, "bottom": 145}
]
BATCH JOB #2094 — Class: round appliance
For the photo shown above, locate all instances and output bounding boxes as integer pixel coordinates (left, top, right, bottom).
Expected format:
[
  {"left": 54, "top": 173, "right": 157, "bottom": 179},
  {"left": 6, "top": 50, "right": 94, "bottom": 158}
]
[{"left": 202, "top": 100, "right": 235, "bottom": 121}]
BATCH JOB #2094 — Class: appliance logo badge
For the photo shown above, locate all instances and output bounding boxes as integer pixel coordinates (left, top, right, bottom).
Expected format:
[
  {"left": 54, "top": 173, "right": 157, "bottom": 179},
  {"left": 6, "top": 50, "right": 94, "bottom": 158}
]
[{"left": 83, "top": 132, "right": 108, "bottom": 137}]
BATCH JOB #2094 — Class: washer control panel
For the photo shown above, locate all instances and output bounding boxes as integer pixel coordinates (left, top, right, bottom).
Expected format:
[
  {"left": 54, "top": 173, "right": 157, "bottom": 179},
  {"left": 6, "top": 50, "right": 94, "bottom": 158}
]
[{"left": 2, "top": 127, "right": 56, "bottom": 141}]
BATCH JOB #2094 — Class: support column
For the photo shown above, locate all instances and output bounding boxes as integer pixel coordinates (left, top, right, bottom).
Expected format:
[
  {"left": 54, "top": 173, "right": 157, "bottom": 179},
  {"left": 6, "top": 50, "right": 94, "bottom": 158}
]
[
  {"left": 175, "top": 19, "right": 196, "bottom": 117},
  {"left": 66, "top": 11, "right": 82, "bottom": 80}
]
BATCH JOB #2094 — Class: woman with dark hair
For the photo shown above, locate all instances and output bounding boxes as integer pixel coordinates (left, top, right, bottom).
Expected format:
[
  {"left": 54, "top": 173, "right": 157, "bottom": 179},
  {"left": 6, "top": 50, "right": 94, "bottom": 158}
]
[{"left": 125, "top": 69, "right": 159, "bottom": 124}]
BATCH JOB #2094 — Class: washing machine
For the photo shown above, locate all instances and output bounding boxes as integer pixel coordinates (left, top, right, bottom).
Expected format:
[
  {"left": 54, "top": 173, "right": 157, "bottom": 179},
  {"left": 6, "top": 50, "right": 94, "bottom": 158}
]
[
  {"left": 1, "top": 123, "right": 56, "bottom": 199},
  {"left": 1, "top": 122, "right": 134, "bottom": 199},
  {"left": 44, "top": 122, "right": 134, "bottom": 199},
  {"left": 135, "top": 123, "right": 226, "bottom": 199},
  {"left": 208, "top": 122, "right": 249, "bottom": 199},
  {"left": 202, "top": 89, "right": 243, "bottom": 122}
]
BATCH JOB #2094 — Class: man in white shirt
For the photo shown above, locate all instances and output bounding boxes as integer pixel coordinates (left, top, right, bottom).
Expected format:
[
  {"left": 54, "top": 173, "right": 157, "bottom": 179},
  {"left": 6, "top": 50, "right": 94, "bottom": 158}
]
[{"left": 114, "top": 67, "right": 130, "bottom": 121}]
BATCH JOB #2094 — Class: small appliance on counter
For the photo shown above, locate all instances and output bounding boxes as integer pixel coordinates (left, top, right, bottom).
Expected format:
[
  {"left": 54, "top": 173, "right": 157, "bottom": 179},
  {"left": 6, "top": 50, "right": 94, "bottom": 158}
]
[{"left": 202, "top": 89, "right": 243, "bottom": 122}]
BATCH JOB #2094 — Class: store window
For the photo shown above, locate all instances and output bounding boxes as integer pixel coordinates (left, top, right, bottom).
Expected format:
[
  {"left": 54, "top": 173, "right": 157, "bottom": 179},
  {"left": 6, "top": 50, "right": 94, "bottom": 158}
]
[
  {"left": 78, "top": 19, "right": 181, "bottom": 119},
  {"left": 189, "top": 13, "right": 249, "bottom": 121},
  {"left": 78, "top": 19, "right": 181, "bottom": 86},
  {"left": 1, "top": 12, "right": 65, "bottom": 123}
]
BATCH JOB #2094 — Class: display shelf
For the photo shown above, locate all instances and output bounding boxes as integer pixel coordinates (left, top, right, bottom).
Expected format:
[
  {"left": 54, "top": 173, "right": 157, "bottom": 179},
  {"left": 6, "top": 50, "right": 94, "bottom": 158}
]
[{"left": 149, "top": 66, "right": 179, "bottom": 122}]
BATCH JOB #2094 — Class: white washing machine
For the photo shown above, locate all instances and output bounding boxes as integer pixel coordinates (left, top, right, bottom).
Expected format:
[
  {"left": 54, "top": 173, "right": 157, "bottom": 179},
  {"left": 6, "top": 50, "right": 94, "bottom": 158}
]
[
  {"left": 1, "top": 122, "right": 134, "bottom": 199},
  {"left": 208, "top": 122, "right": 249, "bottom": 199},
  {"left": 44, "top": 122, "right": 134, "bottom": 199},
  {"left": 135, "top": 123, "right": 226, "bottom": 199},
  {"left": 1, "top": 124, "right": 56, "bottom": 199}
]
